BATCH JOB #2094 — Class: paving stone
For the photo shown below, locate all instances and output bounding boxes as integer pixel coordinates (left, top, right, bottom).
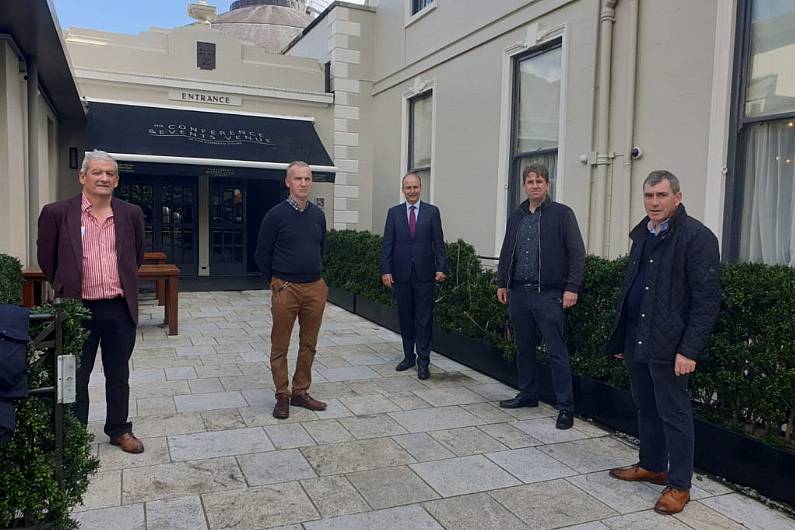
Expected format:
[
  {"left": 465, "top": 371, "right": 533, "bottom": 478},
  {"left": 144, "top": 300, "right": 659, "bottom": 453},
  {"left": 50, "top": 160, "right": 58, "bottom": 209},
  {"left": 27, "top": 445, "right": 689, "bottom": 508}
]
[
  {"left": 75, "top": 469, "right": 121, "bottom": 511},
  {"left": 423, "top": 492, "right": 531, "bottom": 530},
  {"left": 188, "top": 377, "right": 225, "bottom": 394},
  {"left": 537, "top": 436, "right": 638, "bottom": 473},
  {"left": 213, "top": 341, "right": 254, "bottom": 354},
  {"left": 512, "top": 417, "right": 591, "bottom": 444},
  {"left": 169, "top": 427, "right": 273, "bottom": 461},
  {"left": 302, "top": 504, "right": 444, "bottom": 530},
  {"left": 305, "top": 382, "right": 358, "bottom": 400},
  {"left": 240, "top": 404, "right": 318, "bottom": 426},
  {"left": 566, "top": 471, "right": 663, "bottom": 514},
  {"left": 392, "top": 432, "right": 456, "bottom": 462},
  {"left": 389, "top": 406, "right": 484, "bottom": 433},
  {"left": 202, "top": 482, "right": 319, "bottom": 529},
  {"left": 201, "top": 409, "right": 246, "bottom": 431},
  {"left": 72, "top": 504, "right": 145, "bottom": 530},
  {"left": 558, "top": 523, "right": 611, "bottom": 530},
  {"left": 347, "top": 465, "right": 439, "bottom": 509},
  {"left": 700, "top": 493, "right": 795, "bottom": 530},
  {"left": 264, "top": 423, "right": 316, "bottom": 449},
  {"left": 129, "top": 380, "right": 191, "bottom": 399},
  {"left": 486, "top": 446, "right": 578, "bottom": 483},
  {"left": 300, "top": 475, "right": 370, "bottom": 518},
  {"left": 477, "top": 422, "right": 542, "bottom": 448},
  {"left": 691, "top": 473, "right": 734, "bottom": 496},
  {"left": 237, "top": 448, "right": 317, "bottom": 486},
  {"left": 571, "top": 420, "right": 612, "bottom": 438},
  {"left": 319, "top": 366, "right": 381, "bottom": 382},
  {"left": 340, "top": 352, "right": 390, "bottom": 365},
  {"left": 301, "top": 438, "right": 415, "bottom": 475},
  {"left": 460, "top": 402, "right": 515, "bottom": 423},
  {"left": 673, "top": 501, "right": 754, "bottom": 530},
  {"left": 145, "top": 495, "right": 208, "bottom": 530},
  {"left": 416, "top": 371, "right": 481, "bottom": 388},
  {"left": 130, "top": 412, "right": 206, "bottom": 438},
  {"left": 466, "top": 383, "right": 518, "bottom": 402},
  {"left": 97, "top": 437, "right": 170, "bottom": 471},
  {"left": 195, "top": 364, "right": 244, "bottom": 378},
  {"left": 164, "top": 367, "right": 198, "bottom": 382},
  {"left": 122, "top": 457, "right": 246, "bottom": 504},
  {"left": 220, "top": 374, "right": 273, "bottom": 391},
  {"left": 240, "top": 388, "right": 277, "bottom": 408},
  {"left": 340, "top": 394, "right": 402, "bottom": 414},
  {"left": 412, "top": 387, "right": 487, "bottom": 407},
  {"left": 338, "top": 413, "right": 408, "bottom": 439},
  {"left": 303, "top": 419, "right": 354, "bottom": 444},
  {"left": 499, "top": 402, "right": 558, "bottom": 420},
  {"left": 136, "top": 397, "right": 176, "bottom": 416},
  {"left": 602, "top": 510, "right": 694, "bottom": 529},
  {"left": 429, "top": 426, "right": 508, "bottom": 456},
  {"left": 491, "top": 479, "right": 616, "bottom": 529},
  {"left": 175, "top": 345, "right": 217, "bottom": 357},
  {"left": 389, "top": 392, "right": 433, "bottom": 410},
  {"left": 410, "top": 455, "right": 521, "bottom": 497},
  {"left": 313, "top": 398, "right": 355, "bottom": 419},
  {"left": 174, "top": 391, "right": 248, "bottom": 413}
]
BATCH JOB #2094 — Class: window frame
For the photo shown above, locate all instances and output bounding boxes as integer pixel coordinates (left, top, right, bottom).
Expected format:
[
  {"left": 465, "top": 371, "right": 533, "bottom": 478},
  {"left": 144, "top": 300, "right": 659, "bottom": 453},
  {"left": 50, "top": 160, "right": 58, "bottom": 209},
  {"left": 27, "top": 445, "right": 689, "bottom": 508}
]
[
  {"left": 407, "top": 89, "right": 433, "bottom": 177},
  {"left": 405, "top": 0, "right": 436, "bottom": 27}
]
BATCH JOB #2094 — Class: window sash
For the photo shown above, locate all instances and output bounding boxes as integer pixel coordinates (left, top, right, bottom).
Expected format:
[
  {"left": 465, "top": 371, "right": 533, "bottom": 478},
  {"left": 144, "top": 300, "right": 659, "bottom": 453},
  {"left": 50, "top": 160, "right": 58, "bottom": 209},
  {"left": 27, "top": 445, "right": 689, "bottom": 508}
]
[{"left": 412, "top": 0, "right": 434, "bottom": 15}]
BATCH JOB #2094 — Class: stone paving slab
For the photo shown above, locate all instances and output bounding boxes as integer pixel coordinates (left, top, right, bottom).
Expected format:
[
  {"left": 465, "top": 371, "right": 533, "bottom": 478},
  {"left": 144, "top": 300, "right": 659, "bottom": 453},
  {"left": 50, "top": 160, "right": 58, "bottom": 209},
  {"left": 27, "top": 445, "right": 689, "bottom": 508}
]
[{"left": 71, "top": 292, "right": 795, "bottom": 530}]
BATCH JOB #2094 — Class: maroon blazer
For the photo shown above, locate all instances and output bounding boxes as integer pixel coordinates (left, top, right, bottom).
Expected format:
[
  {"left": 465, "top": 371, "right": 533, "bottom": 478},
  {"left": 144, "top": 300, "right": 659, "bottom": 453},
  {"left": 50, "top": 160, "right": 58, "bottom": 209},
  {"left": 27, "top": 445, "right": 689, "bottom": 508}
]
[{"left": 37, "top": 194, "right": 145, "bottom": 325}]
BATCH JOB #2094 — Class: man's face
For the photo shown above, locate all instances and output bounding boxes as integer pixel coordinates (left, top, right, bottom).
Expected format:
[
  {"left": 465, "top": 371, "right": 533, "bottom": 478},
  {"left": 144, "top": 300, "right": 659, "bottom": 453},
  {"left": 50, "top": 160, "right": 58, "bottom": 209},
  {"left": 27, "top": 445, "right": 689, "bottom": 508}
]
[
  {"left": 402, "top": 175, "right": 421, "bottom": 204},
  {"left": 79, "top": 159, "right": 118, "bottom": 198},
  {"left": 522, "top": 172, "right": 549, "bottom": 203},
  {"left": 643, "top": 179, "right": 682, "bottom": 224},
  {"left": 285, "top": 165, "right": 312, "bottom": 200}
]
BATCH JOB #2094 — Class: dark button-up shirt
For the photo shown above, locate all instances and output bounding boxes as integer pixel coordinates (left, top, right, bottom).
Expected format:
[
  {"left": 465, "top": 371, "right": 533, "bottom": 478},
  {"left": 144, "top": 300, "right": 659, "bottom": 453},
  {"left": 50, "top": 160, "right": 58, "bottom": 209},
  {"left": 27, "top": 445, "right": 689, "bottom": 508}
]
[{"left": 512, "top": 208, "right": 541, "bottom": 284}]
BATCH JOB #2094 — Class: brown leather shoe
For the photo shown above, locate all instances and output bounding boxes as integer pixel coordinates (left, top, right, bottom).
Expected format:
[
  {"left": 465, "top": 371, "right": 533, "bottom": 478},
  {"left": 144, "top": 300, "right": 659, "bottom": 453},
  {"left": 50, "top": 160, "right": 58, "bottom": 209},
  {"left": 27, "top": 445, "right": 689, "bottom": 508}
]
[
  {"left": 291, "top": 393, "right": 327, "bottom": 411},
  {"left": 654, "top": 487, "right": 690, "bottom": 515},
  {"left": 110, "top": 432, "right": 145, "bottom": 454},
  {"left": 273, "top": 394, "right": 290, "bottom": 419},
  {"left": 609, "top": 463, "right": 667, "bottom": 485}
]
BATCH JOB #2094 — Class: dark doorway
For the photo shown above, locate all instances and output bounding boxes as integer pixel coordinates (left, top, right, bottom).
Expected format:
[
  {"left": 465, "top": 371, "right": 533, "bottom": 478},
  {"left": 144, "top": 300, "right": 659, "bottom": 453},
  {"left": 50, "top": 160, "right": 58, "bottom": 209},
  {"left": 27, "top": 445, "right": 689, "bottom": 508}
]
[
  {"left": 246, "top": 179, "right": 287, "bottom": 273},
  {"left": 116, "top": 177, "right": 198, "bottom": 275},
  {"left": 210, "top": 180, "right": 248, "bottom": 275}
]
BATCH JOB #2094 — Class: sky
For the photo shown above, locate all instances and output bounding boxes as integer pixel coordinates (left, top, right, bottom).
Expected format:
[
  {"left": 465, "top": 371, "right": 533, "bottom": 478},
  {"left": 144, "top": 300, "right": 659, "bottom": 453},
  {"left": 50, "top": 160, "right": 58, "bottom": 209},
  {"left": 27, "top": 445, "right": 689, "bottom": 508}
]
[{"left": 52, "top": 0, "right": 364, "bottom": 35}]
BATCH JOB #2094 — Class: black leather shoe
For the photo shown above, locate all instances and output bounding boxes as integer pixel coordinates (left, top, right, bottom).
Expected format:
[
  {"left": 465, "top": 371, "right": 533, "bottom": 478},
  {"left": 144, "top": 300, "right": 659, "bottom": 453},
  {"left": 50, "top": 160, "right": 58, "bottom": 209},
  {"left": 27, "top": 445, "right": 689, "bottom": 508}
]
[
  {"left": 417, "top": 365, "right": 430, "bottom": 380},
  {"left": 396, "top": 358, "right": 416, "bottom": 371},
  {"left": 499, "top": 395, "right": 539, "bottom": 409},
  {"left": 556, "top": 410, "right": 574, "bottom": 430}
]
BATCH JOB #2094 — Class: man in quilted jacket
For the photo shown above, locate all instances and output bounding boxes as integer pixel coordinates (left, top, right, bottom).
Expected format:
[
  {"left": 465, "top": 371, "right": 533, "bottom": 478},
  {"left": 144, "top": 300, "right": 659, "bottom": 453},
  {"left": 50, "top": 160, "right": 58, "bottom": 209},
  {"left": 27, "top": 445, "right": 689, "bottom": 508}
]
[{"left": 605, "top": 170, "right": 721, "bottom": 515}]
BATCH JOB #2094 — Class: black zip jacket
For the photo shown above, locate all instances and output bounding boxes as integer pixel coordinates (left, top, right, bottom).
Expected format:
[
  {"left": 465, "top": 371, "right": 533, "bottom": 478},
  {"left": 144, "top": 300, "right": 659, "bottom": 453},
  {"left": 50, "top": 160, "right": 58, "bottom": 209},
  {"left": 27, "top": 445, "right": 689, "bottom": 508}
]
[
  {"left": 605, "top": 204, "right": 721, "bottom": 363},
  {"left": 496, "top": 198, "right": 586, "bottom": 293}
]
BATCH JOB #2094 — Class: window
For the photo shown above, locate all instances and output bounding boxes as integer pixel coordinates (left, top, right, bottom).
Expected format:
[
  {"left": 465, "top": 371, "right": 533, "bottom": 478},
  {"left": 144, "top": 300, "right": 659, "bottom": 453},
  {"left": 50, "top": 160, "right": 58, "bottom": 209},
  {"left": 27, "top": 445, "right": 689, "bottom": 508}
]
[
  {"left": 509, "top": 42, "right": 562, "bottom": 210},
  {"left": 411, "top": 0, "right": 434, "bottom": 16},
  {"left": 197, "top": 42, "right": 216, "bottom": 70},
  {"left": 408, "top": 91, "right": 433, "bottom": 201},
  {"left": 728, "top": 0, "right": 795, "bottom": 266}
]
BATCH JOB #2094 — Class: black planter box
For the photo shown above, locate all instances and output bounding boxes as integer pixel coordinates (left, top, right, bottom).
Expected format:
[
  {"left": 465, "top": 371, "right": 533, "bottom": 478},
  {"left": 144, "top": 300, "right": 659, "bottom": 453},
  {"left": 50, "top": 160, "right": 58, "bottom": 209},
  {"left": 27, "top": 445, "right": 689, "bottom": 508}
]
[
  {"left": 354, "top": 295, "right": 400, "bottom": 333},
  {"left": 573, "top": 375, "right": 638, "bottom": 436},
  {"left": 327, "top": 285, "right": 355, "bottom": 312},
  {"left": 431, "top": 329, "right": 517, "bottom": 387}
]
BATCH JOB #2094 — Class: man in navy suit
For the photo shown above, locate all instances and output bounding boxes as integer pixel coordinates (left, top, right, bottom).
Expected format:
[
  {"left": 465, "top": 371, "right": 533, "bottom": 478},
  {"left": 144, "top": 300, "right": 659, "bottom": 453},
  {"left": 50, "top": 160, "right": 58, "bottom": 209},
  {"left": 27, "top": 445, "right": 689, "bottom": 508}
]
[{"left": 381, "top": 173, "right": 447, "bottom": 380}]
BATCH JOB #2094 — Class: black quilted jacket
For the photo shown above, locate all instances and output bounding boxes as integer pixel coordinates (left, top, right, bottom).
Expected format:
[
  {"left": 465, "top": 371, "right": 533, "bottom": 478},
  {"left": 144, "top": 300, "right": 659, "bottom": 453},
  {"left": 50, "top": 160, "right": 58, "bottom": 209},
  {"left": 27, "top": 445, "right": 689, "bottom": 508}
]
[{"left": 605, "top": 205, "right": 721, "bottom": 363}]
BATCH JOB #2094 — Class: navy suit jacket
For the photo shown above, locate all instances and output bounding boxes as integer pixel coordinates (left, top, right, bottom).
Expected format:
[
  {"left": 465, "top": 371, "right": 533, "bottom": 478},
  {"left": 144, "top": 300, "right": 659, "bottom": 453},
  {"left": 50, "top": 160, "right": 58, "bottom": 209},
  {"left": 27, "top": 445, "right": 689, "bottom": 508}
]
[{"left": 381, "top": 202, "right": 447, "bottom": 283}]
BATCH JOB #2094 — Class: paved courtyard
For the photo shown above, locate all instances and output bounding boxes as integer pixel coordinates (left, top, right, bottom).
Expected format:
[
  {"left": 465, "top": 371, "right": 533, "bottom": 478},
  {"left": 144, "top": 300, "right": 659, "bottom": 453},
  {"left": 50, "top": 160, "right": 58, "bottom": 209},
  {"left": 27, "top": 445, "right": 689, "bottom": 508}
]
[{"left": 73, "top": 291, "right": 795, "bottom": 530}]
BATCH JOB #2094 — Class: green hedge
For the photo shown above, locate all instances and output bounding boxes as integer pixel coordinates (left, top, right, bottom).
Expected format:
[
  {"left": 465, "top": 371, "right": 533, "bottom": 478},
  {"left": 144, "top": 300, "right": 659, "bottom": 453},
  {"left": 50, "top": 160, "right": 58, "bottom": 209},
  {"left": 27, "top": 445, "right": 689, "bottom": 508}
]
[
  {"left": 0, "top": 255, "right": 99, "bottom": 529},
  {"left": 325, "top": 230, "right": 795, "bottom": 450}
]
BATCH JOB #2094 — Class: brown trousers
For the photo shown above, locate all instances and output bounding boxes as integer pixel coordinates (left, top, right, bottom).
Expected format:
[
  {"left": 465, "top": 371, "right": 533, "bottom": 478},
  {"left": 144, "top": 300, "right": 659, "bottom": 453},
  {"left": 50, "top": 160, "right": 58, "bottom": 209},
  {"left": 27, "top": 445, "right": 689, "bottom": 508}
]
[{"left": 269, "top": 277, "right": 327, "bottom": 396}]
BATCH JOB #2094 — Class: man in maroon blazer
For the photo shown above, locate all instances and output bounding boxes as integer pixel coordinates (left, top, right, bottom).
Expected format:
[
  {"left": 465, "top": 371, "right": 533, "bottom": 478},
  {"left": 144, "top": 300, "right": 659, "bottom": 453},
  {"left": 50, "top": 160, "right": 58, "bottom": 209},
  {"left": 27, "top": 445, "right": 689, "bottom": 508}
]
[{"left": 37, "top": 150, "right": 146, "bottom": 453}]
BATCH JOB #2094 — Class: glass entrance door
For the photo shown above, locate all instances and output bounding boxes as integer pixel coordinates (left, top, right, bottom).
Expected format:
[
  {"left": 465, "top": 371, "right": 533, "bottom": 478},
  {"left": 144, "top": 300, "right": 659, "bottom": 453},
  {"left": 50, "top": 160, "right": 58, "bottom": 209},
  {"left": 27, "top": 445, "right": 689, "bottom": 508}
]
[
  {"left": 210, "top": 180, "right": 247, "bottom": 275},
  {"left": 116, "top": 178, "right": 198, "bottom": 275}
]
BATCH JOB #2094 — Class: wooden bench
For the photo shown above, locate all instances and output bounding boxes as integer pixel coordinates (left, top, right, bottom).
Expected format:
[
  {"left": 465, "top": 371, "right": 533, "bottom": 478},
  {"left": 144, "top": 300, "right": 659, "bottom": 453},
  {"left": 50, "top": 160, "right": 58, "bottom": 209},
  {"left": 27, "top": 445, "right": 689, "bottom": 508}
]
[
  {"left": 22, "top": 263, "right": 181, "bottom": 336},
  {"left": 143, "top": 252, "right": 168, "bottom": 305}
]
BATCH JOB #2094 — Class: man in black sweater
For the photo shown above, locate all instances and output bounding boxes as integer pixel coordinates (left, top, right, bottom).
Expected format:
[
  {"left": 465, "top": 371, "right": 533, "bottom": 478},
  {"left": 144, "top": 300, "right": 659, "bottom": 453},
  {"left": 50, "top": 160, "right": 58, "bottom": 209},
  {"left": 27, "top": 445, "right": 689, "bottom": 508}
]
[{"left": 255, "top": 161, "right": 328, "bottom": 419}]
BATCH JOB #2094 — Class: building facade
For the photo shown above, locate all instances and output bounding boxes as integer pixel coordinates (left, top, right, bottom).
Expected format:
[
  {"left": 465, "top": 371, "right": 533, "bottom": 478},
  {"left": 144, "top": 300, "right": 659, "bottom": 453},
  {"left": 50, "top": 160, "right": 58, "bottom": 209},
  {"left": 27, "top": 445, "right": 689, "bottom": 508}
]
[{"left": 288, "top": 0, "right": 794, "bottom": 267}]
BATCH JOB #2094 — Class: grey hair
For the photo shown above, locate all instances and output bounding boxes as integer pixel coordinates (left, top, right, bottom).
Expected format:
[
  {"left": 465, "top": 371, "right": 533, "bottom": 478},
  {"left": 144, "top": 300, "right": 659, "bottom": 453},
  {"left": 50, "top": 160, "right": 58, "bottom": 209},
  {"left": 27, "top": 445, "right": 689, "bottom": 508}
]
[
  {"left": 286, "top": 160, "right": 311, "bottom": 177},
  {"left": 80, "top": 150, "right": 117, "bottom": 173},
  {"left": 643, "top": 170, "right": 680, "bottom": 194},
  {"left": 402, "top": 172, "right": 422, "bottom": 186}
]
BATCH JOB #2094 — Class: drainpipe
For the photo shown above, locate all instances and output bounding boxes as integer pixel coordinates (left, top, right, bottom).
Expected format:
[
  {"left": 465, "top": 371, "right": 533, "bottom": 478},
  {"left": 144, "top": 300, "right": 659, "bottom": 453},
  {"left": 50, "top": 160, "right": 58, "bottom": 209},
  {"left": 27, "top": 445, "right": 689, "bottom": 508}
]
[
  {"left": 621, "top": 0, "right": 639, "bottom": 253},
  {"left": 27, "top": 55, "right": 40, "bottom": 267},
  {"left": 588, "top": 0, "right": 619, "bottom": 257}
]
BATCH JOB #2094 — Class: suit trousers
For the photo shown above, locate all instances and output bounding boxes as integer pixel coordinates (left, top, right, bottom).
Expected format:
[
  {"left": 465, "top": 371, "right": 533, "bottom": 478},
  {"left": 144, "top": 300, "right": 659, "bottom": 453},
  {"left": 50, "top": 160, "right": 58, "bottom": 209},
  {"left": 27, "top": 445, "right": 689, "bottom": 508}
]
[
  {"left": 508, "top": 286, "right": 574, "bottom": 411},
  {"left": 270, "top": 278, "right": 327, "bottom": 397},
  {"left": 76, "top": 297, "right": 136, "bottom": 439},
  {"left": 394, "top": 267, "right": 434, "bottom": 367},
  {"left": 623, "top": 319, "right": 694, "bottom": 490}
]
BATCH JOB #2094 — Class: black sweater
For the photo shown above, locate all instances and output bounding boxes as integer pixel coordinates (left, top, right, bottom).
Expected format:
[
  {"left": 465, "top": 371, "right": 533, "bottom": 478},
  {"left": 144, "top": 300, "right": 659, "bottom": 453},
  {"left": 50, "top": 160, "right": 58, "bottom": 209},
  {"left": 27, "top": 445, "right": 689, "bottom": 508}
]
[{"left": 254, "top": 201, "right": 326, "bottom": 284}]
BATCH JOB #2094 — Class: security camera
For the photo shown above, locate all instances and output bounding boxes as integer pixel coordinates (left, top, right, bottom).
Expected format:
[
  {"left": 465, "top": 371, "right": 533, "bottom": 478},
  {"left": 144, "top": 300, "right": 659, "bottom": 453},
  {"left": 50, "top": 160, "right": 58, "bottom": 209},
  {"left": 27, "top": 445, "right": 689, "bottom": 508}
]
[{"left": 630, "top": 146, "right": 643, "bottom": 160}]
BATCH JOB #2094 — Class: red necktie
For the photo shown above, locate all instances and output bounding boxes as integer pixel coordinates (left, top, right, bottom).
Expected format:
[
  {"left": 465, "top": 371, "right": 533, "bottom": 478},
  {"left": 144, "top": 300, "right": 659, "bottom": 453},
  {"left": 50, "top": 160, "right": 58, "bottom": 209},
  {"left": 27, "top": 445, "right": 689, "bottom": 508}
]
[{"left": 409, "top": 205, "right": 417, "bottom": 239}]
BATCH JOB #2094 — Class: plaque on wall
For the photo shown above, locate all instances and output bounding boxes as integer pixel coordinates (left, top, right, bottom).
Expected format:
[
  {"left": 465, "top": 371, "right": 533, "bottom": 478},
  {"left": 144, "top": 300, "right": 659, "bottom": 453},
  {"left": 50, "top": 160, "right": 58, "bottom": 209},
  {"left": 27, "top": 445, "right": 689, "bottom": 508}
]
[{"left": 197, "top": 41, "right": 216, "bottom": 70}]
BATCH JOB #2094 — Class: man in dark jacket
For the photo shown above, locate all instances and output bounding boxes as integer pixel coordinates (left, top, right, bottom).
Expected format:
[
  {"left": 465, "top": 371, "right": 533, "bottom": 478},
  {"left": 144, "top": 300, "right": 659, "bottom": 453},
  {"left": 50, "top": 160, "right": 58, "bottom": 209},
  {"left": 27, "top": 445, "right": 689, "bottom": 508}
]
[
  {"left": 496, "top": 164, "right": 585, "bottom": 430},
  {"left": 606, "top": 170, "right": 721, "bottom": 515}
]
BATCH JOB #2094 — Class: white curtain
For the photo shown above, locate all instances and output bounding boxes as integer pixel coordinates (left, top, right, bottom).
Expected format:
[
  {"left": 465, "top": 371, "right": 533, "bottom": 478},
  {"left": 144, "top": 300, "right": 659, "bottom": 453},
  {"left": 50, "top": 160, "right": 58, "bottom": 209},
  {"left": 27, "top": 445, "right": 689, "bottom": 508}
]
[
  {"left": 740, "top": 119, "right": 795, "bottom": 267},
  {"left": 515, "top": 152, "right": 558, "bottom": 208}
]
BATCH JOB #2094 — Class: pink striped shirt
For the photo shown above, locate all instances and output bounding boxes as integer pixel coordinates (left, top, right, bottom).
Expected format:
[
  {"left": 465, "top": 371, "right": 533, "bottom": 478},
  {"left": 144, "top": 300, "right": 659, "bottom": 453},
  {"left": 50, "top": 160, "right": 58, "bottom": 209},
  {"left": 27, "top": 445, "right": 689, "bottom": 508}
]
[{"left": 81, "top": 193, "right": 124, "bottom": 300}]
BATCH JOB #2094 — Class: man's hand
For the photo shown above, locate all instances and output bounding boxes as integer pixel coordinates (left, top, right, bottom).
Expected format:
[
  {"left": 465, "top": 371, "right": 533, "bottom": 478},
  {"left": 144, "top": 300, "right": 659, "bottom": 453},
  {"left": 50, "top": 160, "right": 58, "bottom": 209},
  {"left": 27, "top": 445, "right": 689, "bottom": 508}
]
[
  {"left": 497, "top": 287, "right": 508, "bottom": 305},
  {"left": 674, "top": 353, "right": 696, "bottom": 376},
  {"left": 613, "top": 352, "right": 624, "bottom": 361},
  {"left": 381, "top": 273, "right": 394, "bottom": 288},
  {"left": 435, "top": 271, "right": 446, "bottom": 282},
  {"left": 562, "top": 291, "right": 578, "bottom": 309}
]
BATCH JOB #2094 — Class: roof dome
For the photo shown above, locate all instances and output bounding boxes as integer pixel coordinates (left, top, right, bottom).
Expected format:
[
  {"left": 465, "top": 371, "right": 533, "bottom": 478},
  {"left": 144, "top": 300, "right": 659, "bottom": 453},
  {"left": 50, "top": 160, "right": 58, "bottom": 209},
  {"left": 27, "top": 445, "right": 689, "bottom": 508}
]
[{"left": 211, "top": 0, "right": 312, "bottom": 53}]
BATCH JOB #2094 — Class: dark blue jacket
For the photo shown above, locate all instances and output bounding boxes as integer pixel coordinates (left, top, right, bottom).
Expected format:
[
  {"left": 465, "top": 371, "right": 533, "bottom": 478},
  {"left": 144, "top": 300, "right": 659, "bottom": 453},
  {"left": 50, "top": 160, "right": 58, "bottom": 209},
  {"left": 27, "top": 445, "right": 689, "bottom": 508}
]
[
  {"left": 0, "top": 304, "right": 30, "bottom": 446},
  {"left": 496, "top": 198, "right": 586, "bottom": 293},
  {"left": 605, "top": 205, "right": 722, "bottom": 363},
  {"left": 381, "top": 202, "right": 447, "bottom": 283}
]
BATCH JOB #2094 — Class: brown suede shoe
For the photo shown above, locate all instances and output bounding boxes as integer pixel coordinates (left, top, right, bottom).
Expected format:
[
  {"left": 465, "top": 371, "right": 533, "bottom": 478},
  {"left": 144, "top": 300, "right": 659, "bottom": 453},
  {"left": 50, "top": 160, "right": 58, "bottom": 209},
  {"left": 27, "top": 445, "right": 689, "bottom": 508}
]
[
  {"left": 291, "top": 393, "right": 327, "bottom": 411},
  {"left": 273, "top": 394, "right": 290, "bottom": 419},
  {"left": 654, "top": 487, "right": 690, "bottom": 515},
  {"left": 609, "top": 463, "right": 667, "bottom": 485},
  {"left": 110, "top": 432, "right": 145, "bottom": 454}
]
